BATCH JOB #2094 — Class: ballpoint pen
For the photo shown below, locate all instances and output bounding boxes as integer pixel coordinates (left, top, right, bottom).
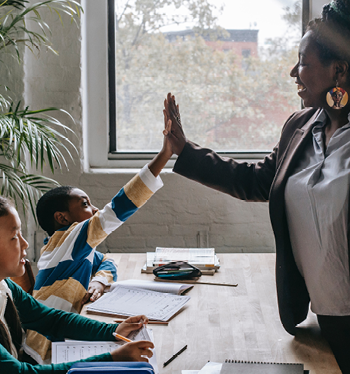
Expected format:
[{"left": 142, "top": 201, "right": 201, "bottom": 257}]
[{"left": 163, "top": 345, "right": 187, "bottom": 367}]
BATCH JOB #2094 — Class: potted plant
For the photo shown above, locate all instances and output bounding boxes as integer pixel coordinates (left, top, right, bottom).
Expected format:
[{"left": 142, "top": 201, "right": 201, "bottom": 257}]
[{"left": 0, "top": 0, "right": 82, "bottom": 217}]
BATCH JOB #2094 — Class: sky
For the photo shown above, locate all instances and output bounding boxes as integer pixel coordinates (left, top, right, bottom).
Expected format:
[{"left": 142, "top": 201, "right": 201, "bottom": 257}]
[{"left": 161, "top": 0, "right": 298, "bottom": 46}]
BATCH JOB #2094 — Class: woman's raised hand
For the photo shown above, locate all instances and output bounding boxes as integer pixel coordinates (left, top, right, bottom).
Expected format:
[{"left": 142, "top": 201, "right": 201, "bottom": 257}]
[{"left": 163, "top": 92, "right": 186, "bottom": 155}]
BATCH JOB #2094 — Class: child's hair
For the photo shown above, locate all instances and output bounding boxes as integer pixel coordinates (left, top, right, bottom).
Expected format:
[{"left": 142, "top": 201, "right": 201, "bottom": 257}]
[
  {"left": 0, "top": 196, "right": 23, "bottom": 357},
  {"left": 0, "top": 196, "right": 14, "bottom": 217},
  {"left": 36, "top": 186, "right": 74, "bottom": 236}
]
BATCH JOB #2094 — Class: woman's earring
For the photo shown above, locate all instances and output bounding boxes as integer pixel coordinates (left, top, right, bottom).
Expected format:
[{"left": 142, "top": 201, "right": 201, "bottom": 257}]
[{"left": 326, "top": 81, "right": 348, "bottom": 109}]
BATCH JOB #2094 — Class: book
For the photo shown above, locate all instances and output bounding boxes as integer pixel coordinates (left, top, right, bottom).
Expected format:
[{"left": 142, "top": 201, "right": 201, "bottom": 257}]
[
  {"left": 87, "top": 284, "right": 190, "bottom": 321},
  {"left": 141, "top": 249, "right": 220, "bottom": 274},
  {"left": 220, "top": 360, "right": 305, "bottom": 374},
  {"left": 110, "top": 279, "right": 193, "bottom": 295}
]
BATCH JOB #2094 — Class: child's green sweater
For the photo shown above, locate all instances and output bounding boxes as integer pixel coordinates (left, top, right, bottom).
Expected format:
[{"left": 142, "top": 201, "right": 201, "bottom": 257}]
[{"left": 1, "top": 279, "right": 117, "bottom": 373}]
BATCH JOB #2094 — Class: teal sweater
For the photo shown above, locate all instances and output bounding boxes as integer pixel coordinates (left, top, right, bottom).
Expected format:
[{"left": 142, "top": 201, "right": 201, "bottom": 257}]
[{"left": 1, "top": 279, "right": 117, "bottom": 373}]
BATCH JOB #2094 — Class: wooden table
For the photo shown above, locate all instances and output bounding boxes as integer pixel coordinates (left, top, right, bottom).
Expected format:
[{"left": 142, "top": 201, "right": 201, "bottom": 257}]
[{"left": 81, "top": 253, "right": 340, "bottom": 373}]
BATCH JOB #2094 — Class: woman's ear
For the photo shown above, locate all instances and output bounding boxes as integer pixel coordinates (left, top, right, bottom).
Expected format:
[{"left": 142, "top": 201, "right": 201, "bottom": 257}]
[
  {"left": 335, "top": 61, "right": 349, "bottom": 85},
  {"left": 53, "top": 211, "right": 70, "bottom": 226}
]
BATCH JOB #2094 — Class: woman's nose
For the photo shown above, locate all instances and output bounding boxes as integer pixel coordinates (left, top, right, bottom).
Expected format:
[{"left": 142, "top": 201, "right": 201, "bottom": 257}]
[
  {"left": 92, "top": 205, "right": 98, "bottom": 214},
  {"left": 290, "top": 63, "right": 298, "bottom": 78}
]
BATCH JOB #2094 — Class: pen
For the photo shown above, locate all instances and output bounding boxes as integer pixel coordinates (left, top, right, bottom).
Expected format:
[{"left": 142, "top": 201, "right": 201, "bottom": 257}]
[
  {"left": 114, "top": 319, "right": 168, "bottom": 325},
  {"left": 163, "top": 344, "right": 187, "bottom": 367},
  {"left": 112, "top": 332, "right": 132, "bottom": 343}
]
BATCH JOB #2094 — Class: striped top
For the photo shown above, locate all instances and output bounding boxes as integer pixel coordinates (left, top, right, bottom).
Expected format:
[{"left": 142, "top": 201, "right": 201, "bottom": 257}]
[{"left": 25, "top": 164, "right": 163, "bottom": 364}]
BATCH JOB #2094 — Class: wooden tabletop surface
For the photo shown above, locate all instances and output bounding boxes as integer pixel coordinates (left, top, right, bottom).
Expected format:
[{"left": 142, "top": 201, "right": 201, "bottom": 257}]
[{"left": 80, "top": 253, "right": 340, "bottom": 374}]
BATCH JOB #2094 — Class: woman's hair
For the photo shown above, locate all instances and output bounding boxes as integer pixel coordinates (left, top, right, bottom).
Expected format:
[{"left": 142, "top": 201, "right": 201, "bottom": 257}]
[
  {"left": 0, "top": 297, "right": 23, "bottom": 357},
  {"left": 307, "top": 0, "right": 350, "bottom": 80},
  {"left": 0, "top": 196, "right": 14, "bottom": 217}
]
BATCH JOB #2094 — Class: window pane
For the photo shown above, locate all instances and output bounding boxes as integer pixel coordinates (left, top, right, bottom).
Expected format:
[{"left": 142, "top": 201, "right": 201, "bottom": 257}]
[{"left": 115, "top": 0, "right": 302, "bottom": 152}]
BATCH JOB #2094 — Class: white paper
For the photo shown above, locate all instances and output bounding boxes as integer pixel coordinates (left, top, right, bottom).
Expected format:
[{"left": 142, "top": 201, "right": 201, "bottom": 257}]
[
  {"left": 198, "top": 362, "right": 223, "bottom": 374},
  {"left": 112, "top": 279, "right": 193, "bottom": 295},
  {"left": 87, "top": 284, "right": 190, "bottom": 321},
  {"left": 154, "top": 247, "right": 216, "bottom": 266},
  {"left": 52, "top": 327, "right": 159, "bottom": 374}
]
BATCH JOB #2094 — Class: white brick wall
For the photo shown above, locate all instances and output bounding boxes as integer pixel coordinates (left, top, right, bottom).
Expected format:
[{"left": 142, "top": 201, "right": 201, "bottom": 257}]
[{"left": 17, "top": 1, "right": 275, "bottom": 258}]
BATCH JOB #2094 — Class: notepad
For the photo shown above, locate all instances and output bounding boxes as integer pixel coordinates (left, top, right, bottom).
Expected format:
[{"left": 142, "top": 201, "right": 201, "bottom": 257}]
[
  {"left": 220, "top": 360, "right": 305, "bottom": 374},
  {"left": 87, "top": 284, "right": 190, "bottom": 321},
  {"left": 111, "top": 279, "right": 193, "bottom": 295}
]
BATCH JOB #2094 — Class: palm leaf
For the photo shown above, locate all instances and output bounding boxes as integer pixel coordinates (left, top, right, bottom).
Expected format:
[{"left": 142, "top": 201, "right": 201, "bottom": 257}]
[{"left": 0, "top": 162, "right": 59, "bottom": 220}]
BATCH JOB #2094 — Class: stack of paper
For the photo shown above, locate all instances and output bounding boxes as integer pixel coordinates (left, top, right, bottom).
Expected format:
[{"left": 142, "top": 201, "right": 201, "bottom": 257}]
[{"left": 142, "top": 247, "right": 220, "bottom": 274}]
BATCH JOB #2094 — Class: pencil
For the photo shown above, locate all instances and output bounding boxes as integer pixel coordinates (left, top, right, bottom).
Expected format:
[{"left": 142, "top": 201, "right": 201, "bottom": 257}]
[
  {"left": 114, "top": 319, "right": 168, "bottom": 325},
  {"left": 112, "top": 332, "right": 132, "bottom": 343}
]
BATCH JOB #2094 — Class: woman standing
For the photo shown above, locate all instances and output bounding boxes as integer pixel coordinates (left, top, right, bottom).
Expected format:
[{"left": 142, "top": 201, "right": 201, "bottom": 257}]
[{"left": 164, "top": 0, "right": 350, "bottom": 372}]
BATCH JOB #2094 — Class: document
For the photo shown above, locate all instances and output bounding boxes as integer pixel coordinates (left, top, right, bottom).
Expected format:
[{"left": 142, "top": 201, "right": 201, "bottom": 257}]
[
  {"left": 87, "top": 284, "right": 190, "bottom": 321},
  {"left": 52, "top": 327, "right": 159, "bottom": 374},
  {"left": 154, "top": 247, "right": 217, "bottom": 267}
]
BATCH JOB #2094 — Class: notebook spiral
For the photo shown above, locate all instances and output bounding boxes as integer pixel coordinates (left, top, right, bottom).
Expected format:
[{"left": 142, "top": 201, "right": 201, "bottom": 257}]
[
  {"left": 225, "top": 359, "right": 301, "bottom": 365},
  {"left": 221, "top": 360, "right": 308, "bottom": 374}
]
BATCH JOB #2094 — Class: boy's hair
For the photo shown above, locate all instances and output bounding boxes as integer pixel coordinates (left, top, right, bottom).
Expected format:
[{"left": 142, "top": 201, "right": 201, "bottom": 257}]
[
  {"left": 0, "top": 196, "right": 14, "bottom": 217},
  {"left": 36, "top": 186, "right": 74, "bottom": 236}
]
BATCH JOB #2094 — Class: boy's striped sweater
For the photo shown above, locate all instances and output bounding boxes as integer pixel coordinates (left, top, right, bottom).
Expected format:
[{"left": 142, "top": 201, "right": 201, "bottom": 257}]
[{"left": 24, "top": 164, "right": 163, "bottom": 364}]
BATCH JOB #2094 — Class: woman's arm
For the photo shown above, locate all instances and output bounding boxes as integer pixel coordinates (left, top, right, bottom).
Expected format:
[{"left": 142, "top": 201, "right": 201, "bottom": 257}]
[{"left": 164, "top": 92, "right": 277, "bottom": 202}]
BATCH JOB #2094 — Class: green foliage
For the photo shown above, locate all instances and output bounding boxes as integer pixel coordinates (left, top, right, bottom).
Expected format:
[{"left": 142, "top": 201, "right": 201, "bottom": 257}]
[{"left": 0, "top": 0, "right": 82, "bottom": 218}]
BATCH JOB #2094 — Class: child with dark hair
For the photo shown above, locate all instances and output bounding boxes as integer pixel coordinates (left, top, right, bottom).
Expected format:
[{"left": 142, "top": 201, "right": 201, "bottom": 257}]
[
  {"left": 0, "top": 196, "right": 154, "bottom": 373},
  {"left": 25, "top": 127, "right": 172, "bottom": 364}
]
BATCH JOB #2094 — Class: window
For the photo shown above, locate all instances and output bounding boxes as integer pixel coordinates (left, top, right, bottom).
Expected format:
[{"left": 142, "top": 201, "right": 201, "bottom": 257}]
[{"left": 82, "top": 1, "right": 310, "bottom": 168}]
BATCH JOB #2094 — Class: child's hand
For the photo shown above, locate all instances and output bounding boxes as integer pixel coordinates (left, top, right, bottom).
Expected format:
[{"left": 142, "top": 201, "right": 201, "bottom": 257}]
[
  {"left": 115, "top": 315, "right": 148, "bottom": 337},
  {"left": 81, "top": 281, "right": 105, "bottom": 304},
  {"left": 111, "top": 340, "right": 154, "bottom": 362}
]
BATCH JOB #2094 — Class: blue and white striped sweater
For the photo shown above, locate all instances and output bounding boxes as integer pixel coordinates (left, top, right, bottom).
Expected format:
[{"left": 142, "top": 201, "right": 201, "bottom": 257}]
[{"left": 25, "top": 164, "right": 163, "bottom": 364}]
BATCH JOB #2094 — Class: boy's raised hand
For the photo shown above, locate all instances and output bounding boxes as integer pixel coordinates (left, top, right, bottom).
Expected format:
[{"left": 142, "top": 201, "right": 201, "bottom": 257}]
[
  {"left": 111, "top": 340, "right": 154, "bottom": 362},
  {"left": 81, "top": 281, "right": 106, "bottom": 305},
  {"left": 115, "top": 315, "right": 148, "bottom": 337}
]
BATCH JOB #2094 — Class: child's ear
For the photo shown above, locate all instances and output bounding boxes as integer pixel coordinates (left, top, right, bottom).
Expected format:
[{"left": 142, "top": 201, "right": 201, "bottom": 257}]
[{"left": 54, "top": 211, "right": 70, "bottom": 226}]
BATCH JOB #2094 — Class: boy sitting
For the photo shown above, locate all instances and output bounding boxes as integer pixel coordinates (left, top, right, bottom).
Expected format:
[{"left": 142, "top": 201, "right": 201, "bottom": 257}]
[{"left": 25, "top": 127, "right": 172, "bottom": 364}]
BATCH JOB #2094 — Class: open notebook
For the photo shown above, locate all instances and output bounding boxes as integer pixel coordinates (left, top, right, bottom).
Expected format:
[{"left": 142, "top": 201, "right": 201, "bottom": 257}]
[{"left": 87, "top": 283, "right": 190, "bottom": 321}]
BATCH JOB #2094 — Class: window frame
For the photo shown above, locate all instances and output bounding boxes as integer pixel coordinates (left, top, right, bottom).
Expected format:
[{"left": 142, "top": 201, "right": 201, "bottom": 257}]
[{"left": 82, "top": 0, "right": 310, "bottom": 169}]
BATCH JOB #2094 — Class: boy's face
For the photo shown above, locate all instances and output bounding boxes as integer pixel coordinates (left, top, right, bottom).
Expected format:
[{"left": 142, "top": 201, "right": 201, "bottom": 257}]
[{"left": 65, "top": 188, "right": 98, "bottom": 224}]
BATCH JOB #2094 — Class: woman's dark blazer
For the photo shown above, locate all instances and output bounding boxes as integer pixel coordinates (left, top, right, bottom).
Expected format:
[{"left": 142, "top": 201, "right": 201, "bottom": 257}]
[{"left": 173, "top": 107, "right": 322, "bottom": 335}]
